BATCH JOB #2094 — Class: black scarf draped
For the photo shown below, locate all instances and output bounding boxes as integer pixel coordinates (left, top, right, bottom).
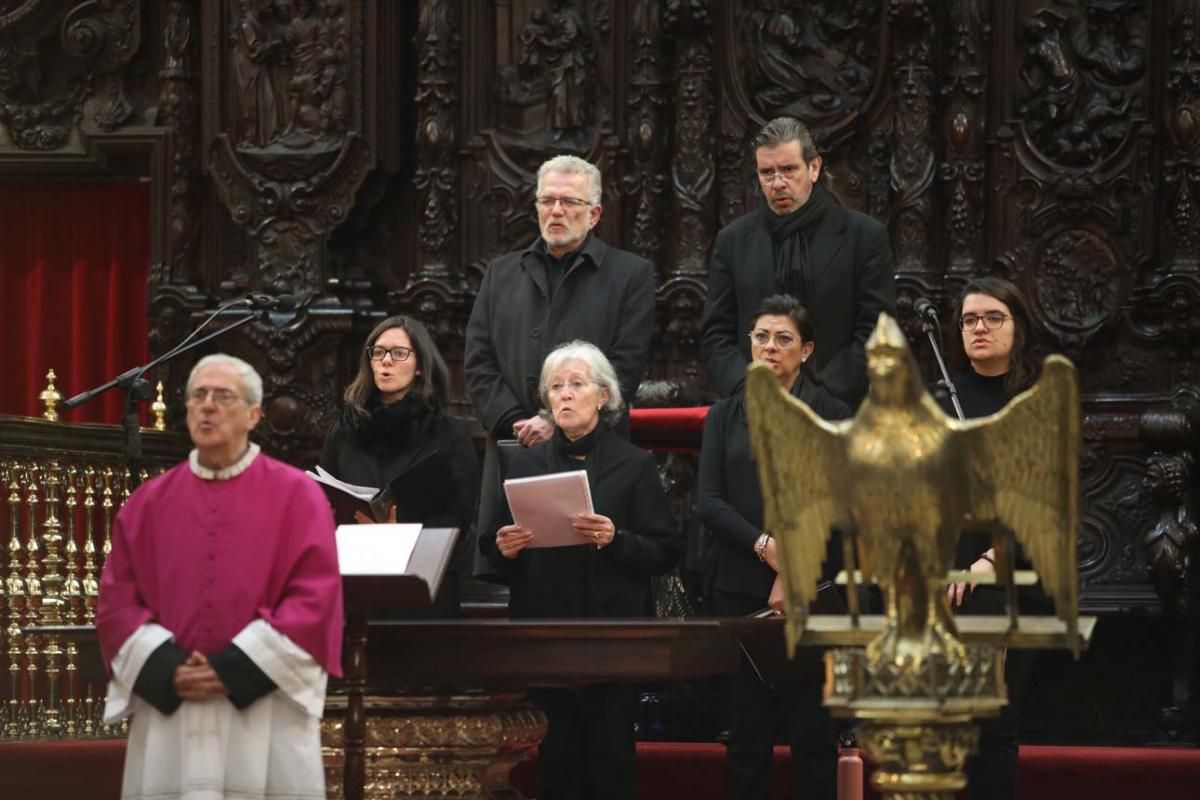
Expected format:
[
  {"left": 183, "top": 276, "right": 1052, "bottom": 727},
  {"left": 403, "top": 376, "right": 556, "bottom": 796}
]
[
  {"left": 346, "top": 393, "right": 440, "bottom": 454},
  {"left": 552, "top": 423, "right": 603, "bottom": 459},
  {"left": 764, "top": 182, "right": 832, "bottom": 302}
]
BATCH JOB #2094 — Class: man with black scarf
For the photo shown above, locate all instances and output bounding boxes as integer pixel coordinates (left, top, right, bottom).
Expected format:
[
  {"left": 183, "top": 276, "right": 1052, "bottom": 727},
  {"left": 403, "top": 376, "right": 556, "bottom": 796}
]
[{"left": 702, "top": 116, "right": 896, "bottom": 407}]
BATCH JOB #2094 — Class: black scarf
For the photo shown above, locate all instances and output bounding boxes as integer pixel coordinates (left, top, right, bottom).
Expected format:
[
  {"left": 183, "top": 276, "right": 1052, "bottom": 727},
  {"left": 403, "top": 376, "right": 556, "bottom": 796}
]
[
  {"left": 764, "top": 182, "right": 832, "bottom": 302},
  {"left": 348, "top": 393, "right": 439, "bottom": 454},
  {"left": 553, "top": 423, "right": 603, "bottom": 459}
]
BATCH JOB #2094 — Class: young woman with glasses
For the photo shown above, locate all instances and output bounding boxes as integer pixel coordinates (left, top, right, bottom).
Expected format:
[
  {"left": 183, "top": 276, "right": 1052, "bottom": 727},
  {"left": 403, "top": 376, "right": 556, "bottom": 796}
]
[
  {"left": 320, "top": 315, "right": 479, "bottom": 616},
  {"left": 941, "top": 276, "right": 1050, "bottom": 800}
]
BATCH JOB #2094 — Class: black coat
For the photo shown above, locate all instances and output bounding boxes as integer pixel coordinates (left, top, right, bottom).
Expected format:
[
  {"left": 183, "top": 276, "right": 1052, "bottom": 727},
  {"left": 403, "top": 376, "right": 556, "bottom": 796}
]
[
  {"left": 698, "top": 376, "right": 851, "bottom": 600},
  {"left": 319, "top": 398, "right": 480, "bottom": 536},
  {"left": 479, "top": 426, "right": 682, "bottom": 618},
  {"left": 465, "top": 234, "right": 656, "bottom": 439},
  {"left": 701, "top": 203, "right": 896, "bottom": 406}
]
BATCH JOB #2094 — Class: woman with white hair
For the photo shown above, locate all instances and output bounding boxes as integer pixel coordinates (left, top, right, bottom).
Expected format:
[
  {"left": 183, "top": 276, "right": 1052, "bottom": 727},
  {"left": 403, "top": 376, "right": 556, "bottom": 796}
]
[{"left": 479, "top": 339, "right": 682, "bottom": 800}]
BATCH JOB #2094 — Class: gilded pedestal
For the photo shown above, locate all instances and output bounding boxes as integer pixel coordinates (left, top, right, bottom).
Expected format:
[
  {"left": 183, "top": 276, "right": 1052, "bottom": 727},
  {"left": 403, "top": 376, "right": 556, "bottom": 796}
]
[{"left": 322, "top": 693, "right": 546, "bottom": 800}]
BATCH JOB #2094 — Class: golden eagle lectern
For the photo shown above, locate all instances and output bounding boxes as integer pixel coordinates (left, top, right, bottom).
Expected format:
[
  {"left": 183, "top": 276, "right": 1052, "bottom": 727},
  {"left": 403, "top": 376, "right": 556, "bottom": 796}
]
[{"left": 746, "top": 312, "right": 1090, "bottom": 798}]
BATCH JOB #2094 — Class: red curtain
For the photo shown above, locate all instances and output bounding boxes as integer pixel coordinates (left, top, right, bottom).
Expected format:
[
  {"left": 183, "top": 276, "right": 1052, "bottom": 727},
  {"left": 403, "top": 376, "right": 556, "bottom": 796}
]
[{"left": 0, "top": 181, "right": 151, "bottom": 425}]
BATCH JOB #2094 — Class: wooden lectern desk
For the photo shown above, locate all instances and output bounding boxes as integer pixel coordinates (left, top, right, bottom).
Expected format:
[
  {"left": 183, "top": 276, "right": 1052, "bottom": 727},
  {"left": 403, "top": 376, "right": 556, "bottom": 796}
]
[{"left": 332, "top": 527, "right": 743, "bottom": 800}]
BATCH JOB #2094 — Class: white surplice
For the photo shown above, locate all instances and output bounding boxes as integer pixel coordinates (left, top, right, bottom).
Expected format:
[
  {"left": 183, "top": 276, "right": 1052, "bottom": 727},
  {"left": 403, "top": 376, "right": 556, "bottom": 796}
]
[{"left": 104, "top": 619, "right": 329, "bottom": 800}]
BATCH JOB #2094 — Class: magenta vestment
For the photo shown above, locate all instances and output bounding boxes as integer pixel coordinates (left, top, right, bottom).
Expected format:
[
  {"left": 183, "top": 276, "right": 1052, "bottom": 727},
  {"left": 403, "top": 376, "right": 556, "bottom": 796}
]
[{"left": 96, "top": 454, "right": 343, "bottom": 676}]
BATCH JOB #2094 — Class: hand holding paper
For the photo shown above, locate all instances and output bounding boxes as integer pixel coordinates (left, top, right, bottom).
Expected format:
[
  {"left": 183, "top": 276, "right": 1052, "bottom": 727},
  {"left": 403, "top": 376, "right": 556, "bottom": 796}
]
[
  {"left": 496, "top": 524, "right": 535, "bottom": 559},
  {"left": 503, "top": 470, "right": 594, "bottom": 549}
]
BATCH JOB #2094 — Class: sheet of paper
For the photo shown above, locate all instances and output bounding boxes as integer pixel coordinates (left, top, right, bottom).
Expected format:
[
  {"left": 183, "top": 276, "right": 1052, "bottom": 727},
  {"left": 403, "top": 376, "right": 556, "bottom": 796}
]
[
  {"left": 503, "top": 470, "right": 594, "bottom": 548},
  {"left": 308, "top": 466, "right": 378, "bottom": 500},
  {"left": 335, "top": 523, "right": 422, "bottom": 575}
]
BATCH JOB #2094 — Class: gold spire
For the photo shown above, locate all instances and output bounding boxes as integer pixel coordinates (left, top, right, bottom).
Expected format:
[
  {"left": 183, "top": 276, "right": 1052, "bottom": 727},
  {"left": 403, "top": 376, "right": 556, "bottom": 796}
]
[{"left": 39, "top": 370, "right": 61, "bottom": 422}]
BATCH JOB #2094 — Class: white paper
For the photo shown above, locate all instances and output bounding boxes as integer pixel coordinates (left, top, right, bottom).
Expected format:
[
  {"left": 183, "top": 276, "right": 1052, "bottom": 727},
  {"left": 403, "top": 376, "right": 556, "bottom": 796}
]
[
  {"left": 307, "top": 466, "right": 378, "bottom": 500},
  {"left": 503, "top": 470, "right": 595, "bottom": 548},
  {"left": 335, "top": 523, "right": 422, "bottom": 575}
]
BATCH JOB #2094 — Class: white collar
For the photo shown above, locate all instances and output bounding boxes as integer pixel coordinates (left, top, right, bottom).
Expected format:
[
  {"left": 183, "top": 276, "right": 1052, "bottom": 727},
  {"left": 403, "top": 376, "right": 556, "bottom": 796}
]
[{"left": 188, "top": 443, "right": 261, "bottom": 481}]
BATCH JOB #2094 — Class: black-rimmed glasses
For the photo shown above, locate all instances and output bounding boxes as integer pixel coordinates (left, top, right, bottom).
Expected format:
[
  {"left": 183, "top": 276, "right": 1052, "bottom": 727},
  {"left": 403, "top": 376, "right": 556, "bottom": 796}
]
[
  {"left": 959, "top": 312, "right": 1011, "bottom": 331},
  {"left": 367, "top": 345, "right": 414, "bottom": 362}
]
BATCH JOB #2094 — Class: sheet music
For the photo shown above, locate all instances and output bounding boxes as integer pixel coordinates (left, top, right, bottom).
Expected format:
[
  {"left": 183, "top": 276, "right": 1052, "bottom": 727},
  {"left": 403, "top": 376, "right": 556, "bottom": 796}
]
[
  {"left": 335, "top": 523, "right": 422, "bottom": 575},
  {"left": 307, "top": 465, "right": 377, "bottom": 500},
  {"left": 503, "top": 470, "right": 595, "bottom": 548}
]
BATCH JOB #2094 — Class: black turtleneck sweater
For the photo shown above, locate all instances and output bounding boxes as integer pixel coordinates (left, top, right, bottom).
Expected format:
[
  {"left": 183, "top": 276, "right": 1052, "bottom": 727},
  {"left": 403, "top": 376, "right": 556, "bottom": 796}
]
[
  {"left": 936, "top": 369, "right": 1044, "bottom": 587},
  {"left": 941, "top": 368, "right": 1010, "bottom": 419},
  {"left": 479, "top": 424, "right": 682, "bottom": 618}
]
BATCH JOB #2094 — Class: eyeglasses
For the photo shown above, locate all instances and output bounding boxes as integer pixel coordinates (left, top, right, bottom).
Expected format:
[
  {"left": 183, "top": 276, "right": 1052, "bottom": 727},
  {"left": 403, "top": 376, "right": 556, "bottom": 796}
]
[
  {"left": 548, "top": 379, "right": 596, "bottom": 396},
  {"left": 367, "top": 345, "right": 414, "bottom": 362},
  {"left": 959, "top": 312, "right": 1011, "bottom": 331},
  {"left": 186, "top": 387, "right": 243, "bottom": 406},
  {"left": 749, "top": 329, "right": 801, "bottom": 349},
  {"left": 535, "top": 196, "right": 592, "bottom": 210},
  {"left": 757, "top": 165, "right": 802, "bottom": 184}
]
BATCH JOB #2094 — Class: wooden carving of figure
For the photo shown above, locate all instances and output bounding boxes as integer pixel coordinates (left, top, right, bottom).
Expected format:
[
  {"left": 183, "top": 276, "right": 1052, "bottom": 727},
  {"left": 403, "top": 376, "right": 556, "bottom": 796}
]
[
  {"left": 233, "top": 0, "right": 279, "bottom": 147},
  {"left": 315, "top": 0, "right": 349, "bottom": 135},
  {"left": 282, "top": 0, "right": 322, "bottom": 143},
  {"left": 542, "top": 0, "right": 591, "bottom": 132}
]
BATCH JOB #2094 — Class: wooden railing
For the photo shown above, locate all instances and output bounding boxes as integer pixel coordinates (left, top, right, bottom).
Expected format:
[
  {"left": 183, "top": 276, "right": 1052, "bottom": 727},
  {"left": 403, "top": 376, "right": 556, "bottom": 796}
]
[{"left": 0, "top": 414, "right": 188, "bottom": 741}]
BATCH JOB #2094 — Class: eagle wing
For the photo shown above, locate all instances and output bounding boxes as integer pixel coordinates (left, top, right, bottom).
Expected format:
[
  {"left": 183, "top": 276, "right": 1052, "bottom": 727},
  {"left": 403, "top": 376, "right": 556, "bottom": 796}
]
[
  {"left": 953, "top": 355, "right": 1081, "bottom": 651},
  {"left": 744, "top": 363, "right": 852, "bottom": 640}
]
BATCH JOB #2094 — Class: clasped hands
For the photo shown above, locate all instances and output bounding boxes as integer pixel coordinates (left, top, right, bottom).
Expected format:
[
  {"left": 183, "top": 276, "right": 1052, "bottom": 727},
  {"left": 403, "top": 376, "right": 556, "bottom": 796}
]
[
  {"left": 173, "top": 651, "right": 226, "bottom": 702},
  {"left": 496, "top": 512, "right": 616, "bottom": 559}
]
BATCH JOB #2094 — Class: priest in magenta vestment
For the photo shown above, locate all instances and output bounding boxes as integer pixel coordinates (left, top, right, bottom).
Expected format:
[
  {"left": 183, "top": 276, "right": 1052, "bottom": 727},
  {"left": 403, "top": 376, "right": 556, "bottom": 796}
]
[{"left": 96, "top": 354, "right": 344, "bottom": 800}]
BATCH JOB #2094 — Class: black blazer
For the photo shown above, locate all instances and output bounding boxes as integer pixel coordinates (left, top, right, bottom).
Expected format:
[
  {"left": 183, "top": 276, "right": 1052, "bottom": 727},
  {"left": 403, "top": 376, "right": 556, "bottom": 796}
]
[
  {"left": 464, "top": 234, "right": 656, "bottom": 439},
  {"left": 479, "top": 426, "right": 682, "bottom": 618},
  {"left": 698, "top": 375, "right": 851, "bottom": 600},
  {"left": 701, "top": 203, "right": 896, "bottom": 406}
]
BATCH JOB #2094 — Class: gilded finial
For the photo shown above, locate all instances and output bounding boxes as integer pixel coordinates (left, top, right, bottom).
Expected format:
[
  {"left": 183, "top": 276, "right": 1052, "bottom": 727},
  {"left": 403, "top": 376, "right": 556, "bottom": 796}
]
[
  {"left": 40, "top": 369, "right": 62, "bottom": 422},
  {"left": 151, "top": 381, "right": 167, "bottom": 431}
]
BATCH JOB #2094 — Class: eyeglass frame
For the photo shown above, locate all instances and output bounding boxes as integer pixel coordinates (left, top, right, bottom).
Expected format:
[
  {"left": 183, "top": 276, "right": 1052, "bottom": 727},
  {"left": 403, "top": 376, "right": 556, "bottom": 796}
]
[
  {"left": 535, "top": 195, "right": 593, "bottom": 210},
  {"left": 547, "top": 378, "right": 598, "bottom": 396},
  {"left": 958, "top": 312, "right": 1012, "bottom": 331},
  {"left": 185, "top": 387, "right": 245, "bottom": 406},
  {"left": 748, "top": 329, "right": 802, "bottom": 349},
  {"left": 366, "top": 345, "right": 415, "bottom": 362},
  {"left": 756, "top": 164, "right": 804, "bottom": 184}
]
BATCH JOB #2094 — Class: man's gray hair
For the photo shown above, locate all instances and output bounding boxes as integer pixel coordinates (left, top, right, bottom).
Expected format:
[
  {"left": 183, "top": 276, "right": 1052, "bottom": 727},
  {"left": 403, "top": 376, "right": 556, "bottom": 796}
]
[
  {"left": 752, "top": 116, "right": 821, "bottom": 163},
  {"left": 536, "top": 155, "right": 603, "bottom": 206},
  {"left": 187, "top": 353, "right": 264, "bottom": 406},
  {"left": 538, "top": 340, "right": 625, "bottom": 424}
]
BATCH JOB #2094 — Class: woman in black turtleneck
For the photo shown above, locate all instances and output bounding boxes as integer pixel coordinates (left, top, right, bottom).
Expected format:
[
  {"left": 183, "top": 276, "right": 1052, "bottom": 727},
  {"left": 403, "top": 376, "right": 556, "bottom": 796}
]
[
  {"left": 940, "top": 276, "right": 1047, "bottom": 800},
  {"left": 479, "top": 340, "right": 681, "bottom": 800},
  {"left": 320, "top": 315, "right": 479, "bottom": 616},
  {"left": 699, "top": 294, "right": 851, "bottom": 800}
]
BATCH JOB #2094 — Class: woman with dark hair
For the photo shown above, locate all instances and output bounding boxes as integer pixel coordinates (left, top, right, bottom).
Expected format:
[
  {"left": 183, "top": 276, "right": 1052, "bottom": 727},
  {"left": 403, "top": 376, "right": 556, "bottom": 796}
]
[
  {"left": 479, "top": 340, "right": 681, "bottom": 800},
  {"left": 698, "top": 293, "right": 851, "bottom": 800},
  {"left": 320, "top": 315, "right": 479, "bottom": 616},
  {"left": 942, "top": 276, "right": 1047, "bottom": 800}
]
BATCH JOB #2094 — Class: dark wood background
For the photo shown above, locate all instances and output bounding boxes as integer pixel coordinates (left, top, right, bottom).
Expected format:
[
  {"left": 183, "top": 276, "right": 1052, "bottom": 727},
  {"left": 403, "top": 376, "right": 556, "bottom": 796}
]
[{"left": 1, "top": 0, "right": 1198, "bottom": 744}]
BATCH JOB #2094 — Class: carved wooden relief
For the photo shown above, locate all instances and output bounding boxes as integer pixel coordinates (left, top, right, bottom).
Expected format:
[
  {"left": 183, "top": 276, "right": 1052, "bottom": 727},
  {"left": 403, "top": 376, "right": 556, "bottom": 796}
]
[
  {"left": 0, "top": 0, "right": 140, "bottom": 152},
  {"left": 202, "top": 0, "right": 372, "bottom": 306}
]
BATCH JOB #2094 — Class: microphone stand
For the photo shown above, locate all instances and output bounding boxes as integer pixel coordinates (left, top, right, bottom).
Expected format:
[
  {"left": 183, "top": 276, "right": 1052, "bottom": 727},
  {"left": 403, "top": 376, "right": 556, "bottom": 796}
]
[
  {"left": 62, "top": 307, "right": 267, "bottom": 488},
  {"left": 921, "top": 313, "right": 965, "bottom": 421}
]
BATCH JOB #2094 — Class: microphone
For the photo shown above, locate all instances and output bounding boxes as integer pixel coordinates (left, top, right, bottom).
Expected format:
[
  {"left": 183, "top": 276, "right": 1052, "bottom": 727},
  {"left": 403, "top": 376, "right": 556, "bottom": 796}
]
[
  {"left": 243, "top": 293, "right": 297, "bottom": 311},
  {"left": 913, "top": 297, "right": 940, "bottom": 325}
]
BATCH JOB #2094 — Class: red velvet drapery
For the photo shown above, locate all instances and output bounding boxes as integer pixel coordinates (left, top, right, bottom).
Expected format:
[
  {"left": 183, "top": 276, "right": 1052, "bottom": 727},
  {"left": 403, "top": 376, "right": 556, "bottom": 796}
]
[{"left": 0, "top": 181, "right": 151, "bottom": 425}]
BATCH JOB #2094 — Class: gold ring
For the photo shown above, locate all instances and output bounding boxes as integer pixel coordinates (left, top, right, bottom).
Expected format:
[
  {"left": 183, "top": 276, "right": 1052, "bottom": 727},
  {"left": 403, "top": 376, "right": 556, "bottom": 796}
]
[{"left": 594, "top": 531, "right": 601, "bottom": 541}]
